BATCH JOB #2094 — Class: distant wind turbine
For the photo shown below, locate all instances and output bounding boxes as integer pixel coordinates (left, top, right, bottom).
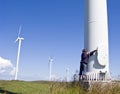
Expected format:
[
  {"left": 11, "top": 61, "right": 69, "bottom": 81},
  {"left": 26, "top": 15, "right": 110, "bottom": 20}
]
[
  {"left": 66, "top": 68, "right": 69, "bottom": 82},
  {"left": 49, "top": 56, "right": 53, "bottom": 81},
  {"left": 15, "top": 25, "right": 24, "bottom": 80}
]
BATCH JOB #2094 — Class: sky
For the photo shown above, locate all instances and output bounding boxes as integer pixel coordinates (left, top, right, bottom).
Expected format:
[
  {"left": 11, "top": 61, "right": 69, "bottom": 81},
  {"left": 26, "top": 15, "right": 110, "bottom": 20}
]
[{"left": 0, "top": 0, "right": 120, "bottom": 81}]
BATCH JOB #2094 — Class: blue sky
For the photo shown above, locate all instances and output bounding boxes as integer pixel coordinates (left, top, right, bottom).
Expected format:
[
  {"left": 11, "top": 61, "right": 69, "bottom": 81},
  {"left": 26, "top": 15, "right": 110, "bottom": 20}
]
[{"left": 0, "top": 0, "right": 120, "bottom": 81}]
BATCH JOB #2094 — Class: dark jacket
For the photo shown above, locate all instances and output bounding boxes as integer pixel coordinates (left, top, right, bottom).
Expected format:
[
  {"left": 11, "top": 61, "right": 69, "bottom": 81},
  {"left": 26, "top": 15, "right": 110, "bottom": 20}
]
[{"left": 80, "top": 50, "right": 96, "bottom": 64}]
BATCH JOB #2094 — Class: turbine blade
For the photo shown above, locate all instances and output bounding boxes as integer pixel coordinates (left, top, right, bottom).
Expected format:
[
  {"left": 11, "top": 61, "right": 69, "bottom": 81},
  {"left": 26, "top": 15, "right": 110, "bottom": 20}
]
[
  {"left": 18, "top": 25, "right": 22, "bottom": 37},
  {"left": 15, "top": 38, "right": 18, "bottom": 43}
]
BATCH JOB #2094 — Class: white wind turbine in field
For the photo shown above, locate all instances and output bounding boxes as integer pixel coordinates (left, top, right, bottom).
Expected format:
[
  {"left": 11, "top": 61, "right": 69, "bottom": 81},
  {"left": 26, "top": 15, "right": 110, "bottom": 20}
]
[
  {"left": 49, "top": 56, "right": 53, "bottom": 81},
  {"left": 15, "top": 26, "right": 24, "bottom": 80},
  {"left": 66, "top": 68, "right": 70, "bottom": 82}
]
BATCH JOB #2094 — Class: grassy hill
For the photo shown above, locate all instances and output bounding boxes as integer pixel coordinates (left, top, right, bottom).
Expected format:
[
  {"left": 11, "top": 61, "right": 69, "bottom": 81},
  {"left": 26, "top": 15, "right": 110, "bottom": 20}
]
[
  {"left": 0, "top": 80, "right": 50, "bottom": 94},
  {"left": 0, "top": 80, "right": 120, "bottom": 94}
]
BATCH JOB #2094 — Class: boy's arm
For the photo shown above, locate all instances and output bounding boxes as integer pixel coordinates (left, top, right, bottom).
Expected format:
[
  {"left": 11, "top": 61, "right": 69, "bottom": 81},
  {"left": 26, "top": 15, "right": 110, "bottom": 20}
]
[{"left": 89, "top": 49, "right": 97, "bottom": 56}]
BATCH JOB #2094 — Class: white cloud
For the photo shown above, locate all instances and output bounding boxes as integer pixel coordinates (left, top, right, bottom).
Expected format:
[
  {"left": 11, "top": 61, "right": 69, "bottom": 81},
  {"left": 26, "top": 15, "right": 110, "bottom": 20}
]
[
  {"left": 0, "top": 57, "right": 15, "bottom": 76},
  {"left": 10, "top": 67, "right": 16, "bottom": 76}
]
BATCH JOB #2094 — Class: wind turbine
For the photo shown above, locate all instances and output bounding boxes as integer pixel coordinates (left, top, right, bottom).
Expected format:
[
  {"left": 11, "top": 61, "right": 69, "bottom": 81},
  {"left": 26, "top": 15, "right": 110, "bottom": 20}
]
[
  {"left": 66, "top": 68, "right": 69, "bottom": 82},
  {"left": 15, "top": 25, "right": 24, "bottom": 80},
  {"left": 49, "top": 56, "right": 53, "bottom": 81}
]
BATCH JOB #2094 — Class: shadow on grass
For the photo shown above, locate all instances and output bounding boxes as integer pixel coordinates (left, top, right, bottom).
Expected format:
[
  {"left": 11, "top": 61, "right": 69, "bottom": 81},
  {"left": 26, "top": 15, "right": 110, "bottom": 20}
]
[{"left": 0, "top": 90, "right": 18, "bottom": 94}]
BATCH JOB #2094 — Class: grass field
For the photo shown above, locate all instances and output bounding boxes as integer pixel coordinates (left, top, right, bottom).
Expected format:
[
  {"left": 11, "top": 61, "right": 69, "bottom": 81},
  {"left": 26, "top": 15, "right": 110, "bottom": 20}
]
[{"left": 0, "top": 80, "right": 120, "bottom": 94}]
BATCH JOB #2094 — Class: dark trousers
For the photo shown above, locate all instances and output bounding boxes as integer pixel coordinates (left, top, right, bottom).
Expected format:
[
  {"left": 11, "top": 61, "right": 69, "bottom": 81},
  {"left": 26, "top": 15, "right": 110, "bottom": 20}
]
[{"left": 79, "top": 62, "right": 87, "bottom": 77}]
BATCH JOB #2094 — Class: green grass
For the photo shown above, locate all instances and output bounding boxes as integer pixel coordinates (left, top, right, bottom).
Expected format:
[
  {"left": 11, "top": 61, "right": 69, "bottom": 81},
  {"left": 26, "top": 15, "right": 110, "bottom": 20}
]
[
  {"left": 0, "top": 80, "right": 120, "bottom": 94},
  {"left": 0, "top": 80, "right": 50, "bottom": 94}
]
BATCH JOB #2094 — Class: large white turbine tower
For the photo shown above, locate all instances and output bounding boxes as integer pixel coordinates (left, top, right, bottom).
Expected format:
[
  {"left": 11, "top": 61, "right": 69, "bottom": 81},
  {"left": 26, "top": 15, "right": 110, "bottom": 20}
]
[
  {"left": 84, "top": 0, "right": 111, "bottom": 81},
  {"left": 49, "top": 56, "right": 53, "bottom": 81},
  {"left": 15, "top": 26, "right": 24, "bottom": 80}
]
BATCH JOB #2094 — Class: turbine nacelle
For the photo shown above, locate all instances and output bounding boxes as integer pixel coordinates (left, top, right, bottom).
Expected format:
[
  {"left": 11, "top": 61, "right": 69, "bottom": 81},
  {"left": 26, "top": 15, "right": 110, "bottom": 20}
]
[
  {"left": 49, "top": 56, "right": 53, "bottom": 63},
  {"left": 15, "top": 37, "right": 24, "bottom": 42}
]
